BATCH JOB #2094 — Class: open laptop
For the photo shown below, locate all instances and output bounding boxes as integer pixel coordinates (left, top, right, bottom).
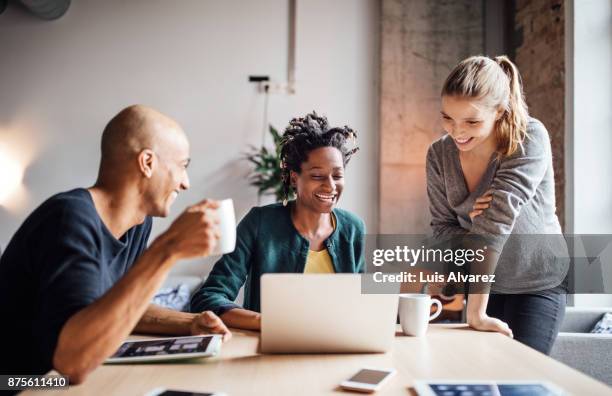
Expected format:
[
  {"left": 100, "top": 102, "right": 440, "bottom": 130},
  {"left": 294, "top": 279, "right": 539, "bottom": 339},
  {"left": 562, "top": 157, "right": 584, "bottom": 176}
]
[{"left": 260, "top": 274, "right": 399, "bottom": 353}]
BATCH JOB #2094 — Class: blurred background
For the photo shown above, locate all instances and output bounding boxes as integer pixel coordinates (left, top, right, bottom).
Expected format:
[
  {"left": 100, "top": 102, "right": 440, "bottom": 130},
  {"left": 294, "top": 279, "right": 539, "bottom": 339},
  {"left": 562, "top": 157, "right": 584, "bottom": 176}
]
[{"left": 0, "top": 0, "right": 610, "bottom": 306}]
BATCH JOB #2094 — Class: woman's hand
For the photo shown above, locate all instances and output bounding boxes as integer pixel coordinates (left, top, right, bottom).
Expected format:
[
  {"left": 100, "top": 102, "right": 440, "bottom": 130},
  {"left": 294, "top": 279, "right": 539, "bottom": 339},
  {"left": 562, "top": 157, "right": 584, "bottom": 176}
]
[
  {"left": 466, "top": 293, "right": 512, "bottom": 338},
  {"left": 220, "top": 308, "right": 262, "bottom": 331},
  {"left": 470, "top": 191, "right": 493, "bottom": 220},
  {"left": 468, "top": 312, "right": 513, "bottom": 338}
]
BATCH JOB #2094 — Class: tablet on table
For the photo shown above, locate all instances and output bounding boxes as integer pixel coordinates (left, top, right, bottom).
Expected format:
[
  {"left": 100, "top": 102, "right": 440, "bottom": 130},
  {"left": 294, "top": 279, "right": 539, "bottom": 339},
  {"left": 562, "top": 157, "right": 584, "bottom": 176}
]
[
  {"left": 413, "top": 380, "right": 565, "bottom": 396},
  {"left": 106, "top": 335, "right": 222, "bottom": 363}
]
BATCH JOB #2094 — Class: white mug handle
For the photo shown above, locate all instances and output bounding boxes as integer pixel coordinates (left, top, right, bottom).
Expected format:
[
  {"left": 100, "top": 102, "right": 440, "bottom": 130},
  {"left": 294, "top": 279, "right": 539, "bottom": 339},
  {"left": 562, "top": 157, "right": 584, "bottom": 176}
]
[{"left": 429, "top": 298, "right": 442, "bottom": 321}]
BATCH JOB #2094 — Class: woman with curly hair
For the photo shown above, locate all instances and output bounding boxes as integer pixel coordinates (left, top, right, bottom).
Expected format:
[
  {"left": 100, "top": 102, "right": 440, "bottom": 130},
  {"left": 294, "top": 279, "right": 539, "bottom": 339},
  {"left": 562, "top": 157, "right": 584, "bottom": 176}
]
[{"left": 190, "top": 112, "right": 365, "bottom": 330}]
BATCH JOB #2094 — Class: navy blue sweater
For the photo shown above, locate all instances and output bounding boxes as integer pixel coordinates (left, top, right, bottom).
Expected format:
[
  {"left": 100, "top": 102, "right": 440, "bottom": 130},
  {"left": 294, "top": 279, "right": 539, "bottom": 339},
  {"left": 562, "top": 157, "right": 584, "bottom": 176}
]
[{"left": 0, "top": 189, "right": 151, "bottom": 375}]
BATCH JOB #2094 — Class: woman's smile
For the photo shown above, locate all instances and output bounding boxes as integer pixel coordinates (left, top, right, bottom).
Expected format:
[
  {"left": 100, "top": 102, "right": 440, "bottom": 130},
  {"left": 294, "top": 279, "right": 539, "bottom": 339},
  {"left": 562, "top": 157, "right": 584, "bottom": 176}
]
[
  {"left": 314, "top": 192, "right": 337, "bottom": 204},
  {"left": 454, "top": 136, "right": 474, "bottom": 147}
]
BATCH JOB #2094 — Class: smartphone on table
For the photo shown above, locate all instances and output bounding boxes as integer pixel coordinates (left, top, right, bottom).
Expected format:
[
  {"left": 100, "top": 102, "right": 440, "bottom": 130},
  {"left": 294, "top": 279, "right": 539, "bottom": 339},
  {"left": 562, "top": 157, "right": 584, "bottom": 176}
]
[
  {"left": 145, "top": 389, "right": 225, "bottom": 396},
  {"left": 340, "top": 367, "right": 396, "bottom": 393}
]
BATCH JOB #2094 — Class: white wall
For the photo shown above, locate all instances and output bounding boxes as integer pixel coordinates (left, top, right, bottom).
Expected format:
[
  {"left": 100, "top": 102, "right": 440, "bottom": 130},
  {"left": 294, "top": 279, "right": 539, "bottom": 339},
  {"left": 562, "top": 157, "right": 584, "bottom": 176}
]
[
  {"left": 0, "top": 0, "right": 380, "bottom": 277},
  {"left": 570, "top": 0, "right": 612, "bottom": 306}
]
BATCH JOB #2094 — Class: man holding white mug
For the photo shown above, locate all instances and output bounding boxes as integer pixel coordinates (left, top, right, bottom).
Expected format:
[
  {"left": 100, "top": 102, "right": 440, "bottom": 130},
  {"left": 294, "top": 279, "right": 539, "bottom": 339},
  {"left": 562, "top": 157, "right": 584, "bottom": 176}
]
[{"left": 0, "top": 105, "right": 231, "bottom": 384}]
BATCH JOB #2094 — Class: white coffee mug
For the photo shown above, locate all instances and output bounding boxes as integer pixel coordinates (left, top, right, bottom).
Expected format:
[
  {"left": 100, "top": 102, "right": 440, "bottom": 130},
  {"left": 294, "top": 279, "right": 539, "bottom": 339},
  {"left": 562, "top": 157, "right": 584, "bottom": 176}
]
[
  {"left": 210, "top": 199, "right": 236, "bottom": 255},
  {"left": 398, "top": 294, "right": 442, "bottom": 337}
]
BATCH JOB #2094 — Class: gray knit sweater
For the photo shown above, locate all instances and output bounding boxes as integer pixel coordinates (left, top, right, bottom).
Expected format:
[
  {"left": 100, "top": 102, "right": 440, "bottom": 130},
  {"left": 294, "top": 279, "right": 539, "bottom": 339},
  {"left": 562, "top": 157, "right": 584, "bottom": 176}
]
[{"left": 426, "top": 118, "right": 568, "bottom": 293}]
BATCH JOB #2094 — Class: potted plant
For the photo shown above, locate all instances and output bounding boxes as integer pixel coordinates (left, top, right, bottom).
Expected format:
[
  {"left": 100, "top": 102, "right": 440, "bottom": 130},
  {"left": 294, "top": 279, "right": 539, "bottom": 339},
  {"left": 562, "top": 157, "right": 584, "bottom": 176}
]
[{"left": 245, "top": 125, "right": 293, "bottom": 203}]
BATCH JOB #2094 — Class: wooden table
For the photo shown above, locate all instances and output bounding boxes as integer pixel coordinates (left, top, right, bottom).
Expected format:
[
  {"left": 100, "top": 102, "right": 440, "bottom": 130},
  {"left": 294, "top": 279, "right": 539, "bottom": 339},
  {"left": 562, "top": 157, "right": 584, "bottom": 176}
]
[{"left": 22, "top": 325, "right": 611, "bottom": 396}]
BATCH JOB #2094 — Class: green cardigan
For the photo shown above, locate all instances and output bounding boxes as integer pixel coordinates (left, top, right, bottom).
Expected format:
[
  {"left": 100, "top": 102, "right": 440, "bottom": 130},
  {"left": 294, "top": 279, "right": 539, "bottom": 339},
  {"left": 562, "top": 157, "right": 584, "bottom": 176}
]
[{"left": 190, "top": 202, "right": 366, "bottom": 314}]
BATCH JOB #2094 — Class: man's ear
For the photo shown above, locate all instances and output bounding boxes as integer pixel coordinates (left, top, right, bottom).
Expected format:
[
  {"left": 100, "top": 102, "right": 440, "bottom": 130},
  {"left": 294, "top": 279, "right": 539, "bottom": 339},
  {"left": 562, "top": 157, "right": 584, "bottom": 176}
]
[{"left": 138, "top": 149, "right": 155, "bottom": 178}]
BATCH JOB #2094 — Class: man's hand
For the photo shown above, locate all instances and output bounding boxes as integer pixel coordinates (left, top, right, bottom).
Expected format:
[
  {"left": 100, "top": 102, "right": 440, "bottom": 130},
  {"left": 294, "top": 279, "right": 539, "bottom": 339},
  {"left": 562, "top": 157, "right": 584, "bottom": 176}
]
[
  {"left": 191, "top": 311, "right": 232, "bottom": 342},
  {"left": 468, "top": 312, "right": 513, "bottom": 338},
  {"left": 158, "top": 199, "right": 221, "bottom": 260}
]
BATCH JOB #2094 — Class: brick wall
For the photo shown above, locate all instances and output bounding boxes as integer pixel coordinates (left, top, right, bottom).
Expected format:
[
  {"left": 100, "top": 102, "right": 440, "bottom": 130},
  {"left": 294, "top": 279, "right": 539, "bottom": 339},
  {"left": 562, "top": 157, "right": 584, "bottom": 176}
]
[
  {"left": 379, "top": 0, "right": 566, "bottom": 232},
  {"left": 514, "top": 0, "right": 566, "bottom": 228}
]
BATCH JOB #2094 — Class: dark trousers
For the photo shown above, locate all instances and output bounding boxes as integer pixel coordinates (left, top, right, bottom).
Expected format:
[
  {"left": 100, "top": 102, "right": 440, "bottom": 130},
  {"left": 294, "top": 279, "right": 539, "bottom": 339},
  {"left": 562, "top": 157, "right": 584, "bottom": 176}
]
[{"left": 486, "top": 288, "right": 566, "bottom": 355}]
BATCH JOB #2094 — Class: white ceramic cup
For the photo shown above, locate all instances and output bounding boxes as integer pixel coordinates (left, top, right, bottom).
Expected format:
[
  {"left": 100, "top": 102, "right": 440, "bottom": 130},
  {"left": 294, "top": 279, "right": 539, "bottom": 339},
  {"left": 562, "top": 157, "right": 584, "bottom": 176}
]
[
  {"left": 398, "top": 294, "right": 442, "bottom": 337},
  {"left": 210, "top": 199, "right": 236, "bottom": 255}
]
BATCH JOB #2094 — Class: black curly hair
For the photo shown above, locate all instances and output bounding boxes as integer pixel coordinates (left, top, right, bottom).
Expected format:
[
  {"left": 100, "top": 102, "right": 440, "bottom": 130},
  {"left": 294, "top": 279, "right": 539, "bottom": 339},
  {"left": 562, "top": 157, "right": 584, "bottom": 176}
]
[{"left": 279, "top": 111, "right": 359, "bottom": 203}]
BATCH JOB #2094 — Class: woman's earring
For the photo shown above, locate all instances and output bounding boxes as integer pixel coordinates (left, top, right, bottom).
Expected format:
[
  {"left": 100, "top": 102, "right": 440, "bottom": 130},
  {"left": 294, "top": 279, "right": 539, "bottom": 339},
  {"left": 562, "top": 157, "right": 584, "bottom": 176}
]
[{"left": 282, "top": 198, "right": 288, "bottom": 207}]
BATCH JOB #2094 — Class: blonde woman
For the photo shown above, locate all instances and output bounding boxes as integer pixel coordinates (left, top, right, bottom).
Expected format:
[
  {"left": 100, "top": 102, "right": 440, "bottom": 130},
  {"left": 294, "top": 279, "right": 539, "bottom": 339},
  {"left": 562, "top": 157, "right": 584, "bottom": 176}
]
[{"left": 426, "top": 55, "right": 568, "bottom": 354}]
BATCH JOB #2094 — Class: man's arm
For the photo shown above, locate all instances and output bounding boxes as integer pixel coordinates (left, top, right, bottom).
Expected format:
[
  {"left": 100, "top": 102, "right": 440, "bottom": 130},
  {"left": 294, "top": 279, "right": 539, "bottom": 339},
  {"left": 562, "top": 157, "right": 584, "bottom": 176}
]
[
  {"left": 52, "top": 200, "right": 221, "bottom": 384},
  {"left": 135, "top": 304, "right": 231, "bottom": 339},
  {"left": 53, "top": 238, "right": 177, "bottom": 384},
  {"left": 135, "top": 304, "right": 194, "bottom": 335}
]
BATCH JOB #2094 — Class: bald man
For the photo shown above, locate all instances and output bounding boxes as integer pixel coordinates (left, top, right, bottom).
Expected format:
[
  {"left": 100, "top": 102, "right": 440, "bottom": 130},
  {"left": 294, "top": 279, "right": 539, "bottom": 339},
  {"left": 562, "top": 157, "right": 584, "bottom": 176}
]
[{"left": 0, "top": 105, "right": 230, "bottom": 384}]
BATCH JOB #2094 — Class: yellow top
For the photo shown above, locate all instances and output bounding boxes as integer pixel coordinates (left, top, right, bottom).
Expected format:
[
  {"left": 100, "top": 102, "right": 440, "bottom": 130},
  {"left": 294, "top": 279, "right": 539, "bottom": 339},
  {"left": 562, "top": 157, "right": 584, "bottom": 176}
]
[{"left": 303, "top": 213, "right": 336, "bottom": 274}]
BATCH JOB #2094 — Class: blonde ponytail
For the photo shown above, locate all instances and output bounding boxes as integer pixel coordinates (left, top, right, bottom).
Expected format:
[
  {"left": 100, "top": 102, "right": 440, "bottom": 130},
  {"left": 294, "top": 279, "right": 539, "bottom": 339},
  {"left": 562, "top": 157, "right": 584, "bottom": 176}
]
[
  {"left": 442, "top": 55, "right": 529, "bottom": 157},
  {"left": 494, "top": 55, "right": 529, "bottom": 157}
]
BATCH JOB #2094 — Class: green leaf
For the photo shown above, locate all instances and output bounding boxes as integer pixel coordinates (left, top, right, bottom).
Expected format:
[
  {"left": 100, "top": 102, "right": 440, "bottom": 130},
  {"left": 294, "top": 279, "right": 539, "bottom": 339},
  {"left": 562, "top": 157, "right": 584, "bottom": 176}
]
[
  {"left": 244, "top": 124, "right": 286, "bottom": 200},
  {"left": 270, "top": 125, "right": 282, "bottom": 145}
]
